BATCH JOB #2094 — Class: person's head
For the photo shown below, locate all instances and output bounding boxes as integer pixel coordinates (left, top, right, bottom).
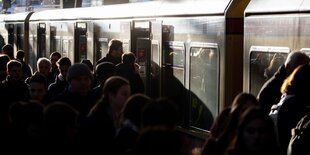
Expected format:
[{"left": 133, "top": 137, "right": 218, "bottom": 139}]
[
  {"left": 141, "top": 97, "right": 179, "bottom": 129},
  {"left": 66, "top": 63, "right": 92, "bottom": 96},
  {"left": 95, "top": 62, "right": 116, "bottom": 84},
  {"left": 50, "top": 52, "right": 61, "bottom": 67},
  {"left": 103, "top": 76, "right": 131, "bottom": 112},
  {"left": 2, "top": 44, "right": 14, "bottom": 59},
  {"left": 29, "top": 74, "right": 48, "bottom": 102},
  {"left": 122, "top": 52, "right": 136, "bottom": 64},
  {"left": 108, "top": 39, "right": 123, "bottom": 58},
  {"left": 6, "top": 60, "right": 22, "bottom": 81},
  {"left": 284, "top": 51, "right": 310, "bottom": 75},
  {"left": 16, "top": 50, "right": 25, "bottom": 61},
  {"left": 9, "top": 101, "right": 44, "bottom": 127},
  {"left": 56, "top": 57, "right": 72, "bottom": 79},
  {"left": 44, "top": 102, "right": 79, "bottom": 130},
  {"left": 281, "top": 64, "right": 310, "bottom": 95},
  {"left": 119, "top": 93, "right": 151, "bottom": 128},
  {"left": 0, "top": 54, "right": 10, "bottom": 71},
  {"left": 81, "top": 59, "right": 93, "bottom": 72},
  {"left": 37, "top": 57, "right": 52, "bottom": 77},
  {"left": 227, "top": 107, "right": 279, "bottom": 155},
  {"left": 230, "top": 92, "right": 259, "bottom": 115}
]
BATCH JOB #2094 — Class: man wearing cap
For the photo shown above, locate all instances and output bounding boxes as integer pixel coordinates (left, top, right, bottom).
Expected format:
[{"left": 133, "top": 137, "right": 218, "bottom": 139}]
[{"left": 51, "top": 63, "right": 97, "bottom": 120}]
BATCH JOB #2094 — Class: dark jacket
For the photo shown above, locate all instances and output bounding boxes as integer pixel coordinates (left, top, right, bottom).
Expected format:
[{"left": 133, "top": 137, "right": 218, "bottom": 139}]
[{"left": 257, "top": 65, "right": 288, "bottom": 114}]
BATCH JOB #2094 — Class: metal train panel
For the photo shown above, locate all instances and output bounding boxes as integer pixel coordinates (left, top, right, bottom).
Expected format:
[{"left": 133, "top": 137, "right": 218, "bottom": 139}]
[{"left": 244, "top": 0, "right": 310, "bottom": 96}]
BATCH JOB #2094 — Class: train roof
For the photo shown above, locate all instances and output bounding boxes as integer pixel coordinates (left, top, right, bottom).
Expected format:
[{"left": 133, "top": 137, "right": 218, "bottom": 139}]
[
  {"left": 0, "top": 12, "right": 32, "bottom": 22},
  {"left": 29, "top": 0, "right": 231, "bottom": 21},
  {"left": 245, "top": 0, "right": 310, "bottom": 16}
]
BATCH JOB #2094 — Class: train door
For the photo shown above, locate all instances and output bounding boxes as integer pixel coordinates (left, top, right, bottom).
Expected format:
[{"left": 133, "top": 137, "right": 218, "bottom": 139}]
[
  {"left": 74, "top": 22, "right": 87, "bottom": 63},
  {"left": 131, "top": 21, "right": 161, "bottom": 97},
  {"left": 37, "top": 23, "right": 46, "bottom": 58}
]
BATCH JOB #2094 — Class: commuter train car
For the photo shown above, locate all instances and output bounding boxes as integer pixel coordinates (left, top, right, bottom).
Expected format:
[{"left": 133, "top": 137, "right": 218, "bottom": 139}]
[
  {"left": 0, "top": 0, "right": 249, "bottom": 140},
  {"left": 244, "top": 0, "right": 310, "bottom": 96},
  {"left": 0, "top": 12, "right": 33, "bottom": 56}
]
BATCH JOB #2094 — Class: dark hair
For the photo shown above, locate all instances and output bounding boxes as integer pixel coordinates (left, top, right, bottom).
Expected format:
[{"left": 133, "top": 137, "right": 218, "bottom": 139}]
[
  {"left": 50, "top": 51, "right": 61, "bottom": 59},
  {"left": 29, "top": 74, "right": 48, "bottom": 88},
  {"left": 122, "top": 52, "right": 136, "bottom": 64},
  {"left": 2, "top": 44, "right": 14, "bottom": 59},
  {"left": 119, "top": 93, "right": 151, "bottom": 128},
  {"left": 16, "top": 50, "right": 25, "bottom": 60},
  {"left": 56, "top": 57, "right": 72, "bottom": 67},
  {"left": 108, "top": 39, "right": 123, "bottom": 54},
  {"left": 103, "top": 76, "right": 130, "bottom": 96},
  {"left": 7, "top": 60, "right": 22, "bottom": 70},
  {"left": 142, "top": 97, "right": 179, "bottom": 128}
]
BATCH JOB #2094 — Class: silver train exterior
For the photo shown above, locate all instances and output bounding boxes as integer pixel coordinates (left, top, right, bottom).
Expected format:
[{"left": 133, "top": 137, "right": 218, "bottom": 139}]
[
  {"left": 244, "top": 0, "right": 310, "bottom": 96},
  {"left": 0, "top": 0, "right": 249, "bottom": 137}
]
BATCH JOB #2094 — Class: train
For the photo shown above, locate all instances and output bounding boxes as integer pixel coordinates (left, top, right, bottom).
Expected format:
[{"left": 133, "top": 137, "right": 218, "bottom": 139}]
[{"left": 1, "top": 0, "right": 309, "bottom": 140}]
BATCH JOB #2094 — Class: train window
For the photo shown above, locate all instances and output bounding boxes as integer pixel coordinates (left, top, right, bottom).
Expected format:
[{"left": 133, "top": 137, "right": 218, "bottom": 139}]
[
  {"left": 249, "top": 46, "right": 289, "bottom": 96},
  {"left": 163, "top": 41, "right": 184, "bottom": 67},
  {"left": 300, "top": 48, "right": 310, "bottom": 56},
  {"left": 189, "top": 43, "right": 218, "bottom": 131}
]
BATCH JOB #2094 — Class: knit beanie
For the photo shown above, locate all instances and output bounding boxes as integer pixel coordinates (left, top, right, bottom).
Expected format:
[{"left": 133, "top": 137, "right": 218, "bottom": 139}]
[{"left": 66, "top": 63, "right": 92, "bottom": 82}]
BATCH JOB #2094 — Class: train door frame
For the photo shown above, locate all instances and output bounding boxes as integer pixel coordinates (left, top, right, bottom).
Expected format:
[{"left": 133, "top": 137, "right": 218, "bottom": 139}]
[{"left": 131, "top": 20, "right": 162, "bottom": 97}]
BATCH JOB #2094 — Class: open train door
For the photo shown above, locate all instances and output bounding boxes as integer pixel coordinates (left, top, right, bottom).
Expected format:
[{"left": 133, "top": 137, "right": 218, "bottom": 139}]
[{"left": 132, "top": 21, "right": 162, "bottom": 97}]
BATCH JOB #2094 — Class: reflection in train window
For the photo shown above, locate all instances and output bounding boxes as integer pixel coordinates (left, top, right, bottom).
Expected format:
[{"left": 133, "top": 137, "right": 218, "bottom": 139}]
[
  {"left": 98, "top": 38, "right": 108, "bottom": 61},
  {"left": 161, "top": 42, "right": 185, "bottom": 126},
  {"left": 190, "top": 46, "right": 218, "bottom": 130},
  {"left": 250, "top": 49, "right": 288, "bottom": 96}
]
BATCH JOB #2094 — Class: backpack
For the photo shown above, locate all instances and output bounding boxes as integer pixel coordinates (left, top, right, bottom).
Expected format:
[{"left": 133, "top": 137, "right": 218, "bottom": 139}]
[{"left": 287, "top": 113, "right": 310, "bottom": 155}]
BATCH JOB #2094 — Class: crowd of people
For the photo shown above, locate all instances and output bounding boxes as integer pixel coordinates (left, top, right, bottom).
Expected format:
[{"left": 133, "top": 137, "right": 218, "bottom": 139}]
[{"left": 1, "top": 39, "right": 310, "bottom": 155}]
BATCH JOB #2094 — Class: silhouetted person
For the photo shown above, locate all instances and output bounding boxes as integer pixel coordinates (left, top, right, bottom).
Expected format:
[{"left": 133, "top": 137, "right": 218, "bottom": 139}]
[
  {"left": 257, "top": 51, "right": 310, "bottom": 114},
  {"left": 2, "top": 44, "right": 14, "bottom": 59},
  {"left": 16, "top": 50, "right": 32, "bottom": 80},
  {"left": 96, "top": 39, "right": 123, "bottom": 65}
]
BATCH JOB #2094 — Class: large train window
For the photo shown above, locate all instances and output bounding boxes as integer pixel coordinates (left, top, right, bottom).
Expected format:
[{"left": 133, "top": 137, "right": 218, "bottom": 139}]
[
  {"left": 189, "top": 42, "right": 218, "bottom": 131},
  {"left": 162, "top": 41, "right": 185, "bottom": 125},
  {"left": 249, "top": 46, "right": 289, "bottom": 96}
]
